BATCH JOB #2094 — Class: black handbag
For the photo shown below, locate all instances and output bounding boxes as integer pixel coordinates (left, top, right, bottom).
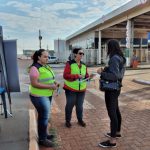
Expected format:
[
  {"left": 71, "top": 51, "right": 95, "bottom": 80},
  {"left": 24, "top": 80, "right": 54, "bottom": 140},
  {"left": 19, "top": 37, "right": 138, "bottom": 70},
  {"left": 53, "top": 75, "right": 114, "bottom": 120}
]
[{"left": 99, "top": 79, "right": 120, "bottom": 91}]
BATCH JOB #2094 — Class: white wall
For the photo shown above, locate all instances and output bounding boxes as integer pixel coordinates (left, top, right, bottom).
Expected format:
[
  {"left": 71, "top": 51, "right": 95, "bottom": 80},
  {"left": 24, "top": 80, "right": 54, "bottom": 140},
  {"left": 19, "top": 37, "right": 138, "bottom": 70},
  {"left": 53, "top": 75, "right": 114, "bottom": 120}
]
[{"left": 54, "top": 39, "right": 67, "bottom": 62}]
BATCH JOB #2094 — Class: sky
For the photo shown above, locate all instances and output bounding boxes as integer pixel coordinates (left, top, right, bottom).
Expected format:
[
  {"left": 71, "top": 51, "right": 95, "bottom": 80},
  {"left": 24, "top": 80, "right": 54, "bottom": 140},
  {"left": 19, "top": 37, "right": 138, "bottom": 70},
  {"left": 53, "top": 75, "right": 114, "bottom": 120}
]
[{"left": 0, "top": 0, "right": 131, "bottom": 54}]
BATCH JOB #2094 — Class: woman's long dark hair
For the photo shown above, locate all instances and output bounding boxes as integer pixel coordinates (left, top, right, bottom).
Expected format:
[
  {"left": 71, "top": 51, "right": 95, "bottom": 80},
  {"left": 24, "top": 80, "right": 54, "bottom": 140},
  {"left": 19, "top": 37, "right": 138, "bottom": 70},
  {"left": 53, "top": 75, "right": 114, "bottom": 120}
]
[
  {"left": 32, "top": 49, "right": 45, "bottom": 64},
  {"left": 107, "top": 39, "right": 126, "bottom": 64},
  {"left": 107, "top": 39, "right": 124, "bottom": 58}
]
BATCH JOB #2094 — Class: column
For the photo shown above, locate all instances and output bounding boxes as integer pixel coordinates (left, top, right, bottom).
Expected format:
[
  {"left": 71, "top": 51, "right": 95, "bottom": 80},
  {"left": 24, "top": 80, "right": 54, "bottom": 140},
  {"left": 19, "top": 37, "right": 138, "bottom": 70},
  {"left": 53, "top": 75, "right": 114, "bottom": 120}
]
[
  {"left": 126, "top": 19, "right": 134, "bottom": 67},
  {"left": 97, "top": 30, "right": 101, "bottom": 64}
]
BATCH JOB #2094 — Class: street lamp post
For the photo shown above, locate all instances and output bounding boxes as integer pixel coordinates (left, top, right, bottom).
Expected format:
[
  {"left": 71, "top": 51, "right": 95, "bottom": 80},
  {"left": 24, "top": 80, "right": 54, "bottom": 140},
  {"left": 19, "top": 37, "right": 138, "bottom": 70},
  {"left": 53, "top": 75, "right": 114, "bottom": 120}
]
[{"left": 39, "top": 29, "right": 42, "bottom": 49}]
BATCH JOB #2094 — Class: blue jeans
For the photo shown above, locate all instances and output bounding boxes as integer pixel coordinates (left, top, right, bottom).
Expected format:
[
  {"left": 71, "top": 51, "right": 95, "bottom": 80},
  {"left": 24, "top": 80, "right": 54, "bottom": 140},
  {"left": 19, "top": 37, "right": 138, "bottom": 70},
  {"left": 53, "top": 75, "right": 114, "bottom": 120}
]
[
  {"left": 30, "top": 95, "right": 52, "bottom": 140},
  {"left": 65, "top": 90, "right": 85, "bottom": 122}
]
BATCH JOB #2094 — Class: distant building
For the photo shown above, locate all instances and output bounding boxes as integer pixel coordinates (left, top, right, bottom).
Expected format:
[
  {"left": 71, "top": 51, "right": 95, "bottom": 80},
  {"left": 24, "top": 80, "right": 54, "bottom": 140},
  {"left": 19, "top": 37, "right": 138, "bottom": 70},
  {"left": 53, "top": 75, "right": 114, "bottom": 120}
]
[
  {"left": 23, "top": 49, "right": 55, "bottom": 59},
  {"left": 48, "top": 50, "right": 55, "bottom": 56},
  {"left": 66, "top": 0, "right": 150, "bottom": 66},
  {"left": 54, "top": 39, "right": 67, "bottom": 62},
  {"left": 23, "top": 50, "right": 35, "bottom": 59}
]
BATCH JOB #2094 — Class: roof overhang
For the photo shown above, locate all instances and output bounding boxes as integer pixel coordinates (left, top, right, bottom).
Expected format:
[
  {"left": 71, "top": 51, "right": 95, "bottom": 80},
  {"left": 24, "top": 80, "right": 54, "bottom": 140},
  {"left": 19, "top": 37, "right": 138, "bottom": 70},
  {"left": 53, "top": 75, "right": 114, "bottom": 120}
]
[{"left": 66, "top": 0, "right": 150, "bottom": 41}]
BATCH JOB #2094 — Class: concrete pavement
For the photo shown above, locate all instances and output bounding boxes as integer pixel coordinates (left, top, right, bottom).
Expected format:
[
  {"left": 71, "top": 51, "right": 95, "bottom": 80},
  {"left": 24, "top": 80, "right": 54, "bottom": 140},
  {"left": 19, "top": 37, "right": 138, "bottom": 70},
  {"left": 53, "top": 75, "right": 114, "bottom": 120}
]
[
  {"left": 39, "top": 64, "right": 150, "bottom": 150},
  {"left": 0, "top": 92, "right": 29, "bottom": 150},
  {"left": 0, "top": 59, "right": 31, "bottom": 150},
  {"left": 129, "top": 64, "right": 150, "bottom": 85}
]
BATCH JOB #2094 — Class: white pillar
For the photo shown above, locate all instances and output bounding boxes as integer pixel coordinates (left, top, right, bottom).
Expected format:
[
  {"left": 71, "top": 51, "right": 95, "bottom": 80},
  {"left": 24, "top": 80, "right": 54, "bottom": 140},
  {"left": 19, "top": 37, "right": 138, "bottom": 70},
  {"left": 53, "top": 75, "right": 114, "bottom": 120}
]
[
  {"left": 126, "top": 19, "right": 134, "bottom": 67},
  {"left": 97, "top": 30, "right": 101, "bottom": 64}
]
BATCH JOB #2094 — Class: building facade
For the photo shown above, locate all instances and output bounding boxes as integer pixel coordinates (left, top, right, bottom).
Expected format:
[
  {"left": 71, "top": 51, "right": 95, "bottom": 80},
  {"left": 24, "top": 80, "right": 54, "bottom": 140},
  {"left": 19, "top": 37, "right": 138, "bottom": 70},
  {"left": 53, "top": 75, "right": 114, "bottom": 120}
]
[
  {"left": 54, "top": 39, "right": 67, "bottom": 62},
  {"left": 66, "top": 0, "right": 150, "bottom": 66}
]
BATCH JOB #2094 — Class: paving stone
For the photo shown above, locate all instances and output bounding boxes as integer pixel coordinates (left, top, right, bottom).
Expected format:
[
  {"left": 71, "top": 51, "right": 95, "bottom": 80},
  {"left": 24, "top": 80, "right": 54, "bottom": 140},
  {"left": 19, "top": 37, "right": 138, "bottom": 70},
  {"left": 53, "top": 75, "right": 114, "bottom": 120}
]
[{"left": 17, "top": 60, "right": 150, "bottom": 150}]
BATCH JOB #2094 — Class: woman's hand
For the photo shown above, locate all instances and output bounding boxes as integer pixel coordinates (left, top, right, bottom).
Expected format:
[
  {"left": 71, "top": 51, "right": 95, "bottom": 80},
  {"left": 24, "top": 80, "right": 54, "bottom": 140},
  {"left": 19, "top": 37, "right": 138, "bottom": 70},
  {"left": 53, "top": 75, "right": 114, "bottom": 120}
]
[
  {"left": 78, "top": 75, "right": 83, "bottom": 79},
  {"left": 89, "top": 73, "right": 96, "bottom": 79},
  {"left": 54, "top": 82, "right": 60, "bottom": 87},
  {"left": 50, "top": 84, "right": 57, "bottom": 90},
  {"left": 97, "top": 68, "right": 104, "bottom": 74}
]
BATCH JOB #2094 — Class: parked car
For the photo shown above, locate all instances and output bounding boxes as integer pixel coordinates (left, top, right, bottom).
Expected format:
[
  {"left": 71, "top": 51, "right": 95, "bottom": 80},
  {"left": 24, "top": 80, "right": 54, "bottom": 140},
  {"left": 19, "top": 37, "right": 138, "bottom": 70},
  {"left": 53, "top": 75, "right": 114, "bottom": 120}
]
[{"left": 48, "top": 56, "right": 59, "bottom": 64}]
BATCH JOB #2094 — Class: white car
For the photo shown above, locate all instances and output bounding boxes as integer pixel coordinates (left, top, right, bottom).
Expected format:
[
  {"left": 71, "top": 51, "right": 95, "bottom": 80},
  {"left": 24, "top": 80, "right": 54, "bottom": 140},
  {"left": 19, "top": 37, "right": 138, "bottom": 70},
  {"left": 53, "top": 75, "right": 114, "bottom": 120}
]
[{"left": 48, "top": 56, "right": 59, "bottom": 64}]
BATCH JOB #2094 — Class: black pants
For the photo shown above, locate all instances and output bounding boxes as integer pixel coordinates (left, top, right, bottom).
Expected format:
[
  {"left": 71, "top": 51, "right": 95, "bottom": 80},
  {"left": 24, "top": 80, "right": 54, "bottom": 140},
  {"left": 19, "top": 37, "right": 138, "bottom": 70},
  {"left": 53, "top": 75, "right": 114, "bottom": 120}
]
[
  {"left": 105, "top": 90, "right": 122, "bottom": 138},
  {"left": 65, "top": 90, "right": 85, "bottom": 122}
]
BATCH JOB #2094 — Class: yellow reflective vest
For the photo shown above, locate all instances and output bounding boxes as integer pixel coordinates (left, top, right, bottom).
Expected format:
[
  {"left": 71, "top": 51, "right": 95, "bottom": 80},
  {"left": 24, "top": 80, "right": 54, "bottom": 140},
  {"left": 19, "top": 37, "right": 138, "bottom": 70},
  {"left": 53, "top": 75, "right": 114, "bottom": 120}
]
[
  {"left": 64, "top": 61, "right": 87, "bottom": 91},
  {"left": 29, "top": 63, "right": 55, "bottom": 97}
]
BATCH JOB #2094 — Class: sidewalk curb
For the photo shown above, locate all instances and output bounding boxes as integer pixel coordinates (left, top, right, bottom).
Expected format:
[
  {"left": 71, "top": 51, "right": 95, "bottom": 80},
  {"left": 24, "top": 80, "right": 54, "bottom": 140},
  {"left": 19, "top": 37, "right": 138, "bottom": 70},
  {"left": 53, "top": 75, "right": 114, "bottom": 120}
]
[
  {"left": 133, "top": 79, "right": 150, "bottom": 85},
  {"left": 126, "top": 67, "right": 150, "bottom": 70},
  {"left": 29, "top": 109, "right": 39, "bottom": 150}
]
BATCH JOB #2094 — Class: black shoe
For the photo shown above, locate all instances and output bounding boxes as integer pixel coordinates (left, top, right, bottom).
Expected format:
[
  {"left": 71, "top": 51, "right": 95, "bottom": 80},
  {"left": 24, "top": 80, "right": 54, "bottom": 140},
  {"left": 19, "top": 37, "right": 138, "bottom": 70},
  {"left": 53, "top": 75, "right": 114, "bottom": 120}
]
[
  {"left": 65, "top": 121, "right": 72, "bottom": 128},
  {"left": 78, "top": 120, "right": 86, "bottom": 127},
  {"left": 47, "top": 134, "right": 55, "bottom": 140},
  {"left": 39, "top": 139, "right": 54, "bottom": 147},
  {"left": 105, "top": 133, "right": 121, "bottom": 138},
  {"left": 98, "top": 140, "right": 116, "bottom": 148}
]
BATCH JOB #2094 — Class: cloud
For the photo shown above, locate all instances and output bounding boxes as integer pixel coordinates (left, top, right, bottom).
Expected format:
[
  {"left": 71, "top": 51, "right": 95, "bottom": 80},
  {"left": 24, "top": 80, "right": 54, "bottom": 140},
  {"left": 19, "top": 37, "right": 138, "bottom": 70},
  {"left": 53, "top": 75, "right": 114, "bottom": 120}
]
[
  {"left": 66, "top": 10, "right": 78, "bottom": 16},
  {"left": 90, "top": 0, "right": 104, "bottom": 5},
  {"left": 0, "top": 10, "right": 84, "bottom": 49},
  {"left": 1, "top": 0, "right": 133, "bottom": 53},
  {"left": 43, "top": 2, "right": 77, "bottom": 11},
  {"left": 0, "top": 12, "right": 39, "bottom": 32},
  {"left": 102, "top": 0, "right": 132, "bottom": 10},
  {"left": 80, "top": 7, "right": 103, "bottom": 19},
  {"left": 6, "top": 1, "right": 32, "bottom": 10}
]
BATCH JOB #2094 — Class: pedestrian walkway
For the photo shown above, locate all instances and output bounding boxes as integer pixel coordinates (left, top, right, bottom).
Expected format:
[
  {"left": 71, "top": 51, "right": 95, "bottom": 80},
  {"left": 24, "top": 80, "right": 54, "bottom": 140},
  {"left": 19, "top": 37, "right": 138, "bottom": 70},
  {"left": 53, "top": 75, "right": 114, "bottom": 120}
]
[
  {"left": 0, "top": 92, "right": 29, "bottom": 150},
  {"left": 39, "top": 67, "right": 150, "bottom": 150},
  {"left": 131, "top": 64, "right": 150, "bottom": 85},
  {"left": 0, "top": 59, "right": 150, "bottom": 150}
]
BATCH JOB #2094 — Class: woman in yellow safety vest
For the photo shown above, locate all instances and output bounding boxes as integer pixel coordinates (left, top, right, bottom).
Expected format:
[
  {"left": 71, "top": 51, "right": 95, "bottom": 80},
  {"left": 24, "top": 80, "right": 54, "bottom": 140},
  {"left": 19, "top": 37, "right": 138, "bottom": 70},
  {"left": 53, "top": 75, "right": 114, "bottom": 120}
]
[
  {"left": 63, "top": 48, "right": 94, "bottom": 128},
  {"left": 29, "top": 49, "right": 59, "bottom": 147}
]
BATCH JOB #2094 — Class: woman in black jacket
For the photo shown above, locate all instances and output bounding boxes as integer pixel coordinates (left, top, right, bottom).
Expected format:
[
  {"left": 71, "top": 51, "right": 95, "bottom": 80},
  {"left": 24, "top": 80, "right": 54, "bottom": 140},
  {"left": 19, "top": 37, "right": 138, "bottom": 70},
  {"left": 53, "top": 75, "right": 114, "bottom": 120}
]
[{"left": 97, "top": 39, "right": 126, "bottom": 148}]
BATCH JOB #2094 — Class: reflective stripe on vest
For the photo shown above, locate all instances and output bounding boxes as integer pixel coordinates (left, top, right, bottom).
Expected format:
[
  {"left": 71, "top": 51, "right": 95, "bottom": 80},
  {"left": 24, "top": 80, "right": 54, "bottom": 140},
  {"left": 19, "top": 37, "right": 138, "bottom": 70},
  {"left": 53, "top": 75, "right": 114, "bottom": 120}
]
[
  {"left": 64, "top": 63, "right": 87, "bottom": 90},
  {"left": 29, "top": 65, "right": 55, "bottom": 97},
  {"left": 38, "top": 77, "right": 54, "bottom": 83}
]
